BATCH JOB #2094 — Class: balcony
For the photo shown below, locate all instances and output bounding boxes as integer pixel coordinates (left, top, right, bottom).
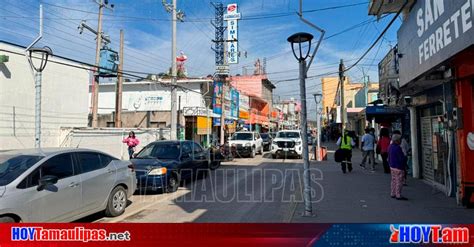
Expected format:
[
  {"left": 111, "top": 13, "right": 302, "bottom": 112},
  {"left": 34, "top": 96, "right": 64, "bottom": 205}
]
[{"left": 368, "top": 0, "right": 415, "bottom": 17}]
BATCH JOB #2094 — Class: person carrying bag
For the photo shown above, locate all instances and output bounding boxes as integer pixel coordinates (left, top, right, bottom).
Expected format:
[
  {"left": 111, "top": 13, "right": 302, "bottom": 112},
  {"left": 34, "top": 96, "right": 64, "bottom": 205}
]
[{"left": 336, "top": 130, "right": 356, "bottom": 174}]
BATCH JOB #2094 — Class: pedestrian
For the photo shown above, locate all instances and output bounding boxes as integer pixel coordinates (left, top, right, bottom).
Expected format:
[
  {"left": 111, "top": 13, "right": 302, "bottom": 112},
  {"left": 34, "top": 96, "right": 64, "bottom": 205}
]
[
  {"left": 370, "top": 127, "right": 378, "bottom": 165},
  {"left": 393, "top": 130, "right": 410, "bottom": 185},
  {"left": 376, "top": 128, "right": 391, "bottom": 173},
  {"left": 389, "top": 134, "right": 408, "bottom": 200},
  {"left": 360, "top": 128, "right": 376, "bottom": 172},
  {"left": 123, "top": 131, "right": 140, "bottom": 159},
  {"left": 336, "top": 129, "right": 356, "bottom": 173}
]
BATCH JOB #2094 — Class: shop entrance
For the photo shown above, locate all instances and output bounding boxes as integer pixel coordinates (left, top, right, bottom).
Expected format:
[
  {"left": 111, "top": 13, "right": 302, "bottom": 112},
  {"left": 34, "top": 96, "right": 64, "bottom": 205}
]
[{"left": 420, "top": 104, "right": 448, "bottom": 190}]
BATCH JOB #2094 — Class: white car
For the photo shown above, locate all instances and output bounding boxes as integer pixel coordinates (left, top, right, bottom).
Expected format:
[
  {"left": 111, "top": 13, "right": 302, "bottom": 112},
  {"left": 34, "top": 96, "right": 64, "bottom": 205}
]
[
  {"left": 229, "top": 131, "right": 263, "bottom": 158},
  {"left": 271, "top": 130, "right": 303, "bottom": 159},
  {"left": 0, "top": 148, "right": 136, "bottom": 222}
]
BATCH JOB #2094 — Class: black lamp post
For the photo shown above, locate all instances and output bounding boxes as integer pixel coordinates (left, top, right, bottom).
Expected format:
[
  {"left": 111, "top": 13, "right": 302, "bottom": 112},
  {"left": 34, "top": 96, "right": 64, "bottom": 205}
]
[
  {"left": 287, "top": 32, "right": 314, "bottom": 216},
  {"left": 28, "top": 46, "right": 52, "bottom": 148}
]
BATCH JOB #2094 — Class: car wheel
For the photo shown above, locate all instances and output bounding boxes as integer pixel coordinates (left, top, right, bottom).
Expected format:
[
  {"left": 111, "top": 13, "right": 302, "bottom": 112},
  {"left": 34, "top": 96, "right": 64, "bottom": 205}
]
[
  {"left": 210, "top": 161, "right": 221, "bottom": 170},
  {"left": 105, "top": 186, "right": 127, "bottom": 217},
  {"left": 272, "top": 154, "right": 277, "bottom": 159},
  {"left": 0, "top": 216, "right": 16, "bottom": 223},
  {"left": 165, "top": 173, "right": 180, "bottom": 193},
  {"left": 250, "top": 148, "right": 256, "bottom": 158}
]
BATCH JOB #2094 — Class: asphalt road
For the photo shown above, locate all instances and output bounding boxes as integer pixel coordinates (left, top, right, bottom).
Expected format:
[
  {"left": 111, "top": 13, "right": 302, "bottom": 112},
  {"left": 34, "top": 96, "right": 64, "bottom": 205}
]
[{"left": 89, "top": 152, "right": 307, "bottom": 223}]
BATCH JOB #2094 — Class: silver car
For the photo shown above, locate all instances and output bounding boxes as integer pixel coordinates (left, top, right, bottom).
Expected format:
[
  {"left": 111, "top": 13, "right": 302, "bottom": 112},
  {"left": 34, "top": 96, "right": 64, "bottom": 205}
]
[{"left": 0, "top": 148, "right": 136, "bottom": 222}]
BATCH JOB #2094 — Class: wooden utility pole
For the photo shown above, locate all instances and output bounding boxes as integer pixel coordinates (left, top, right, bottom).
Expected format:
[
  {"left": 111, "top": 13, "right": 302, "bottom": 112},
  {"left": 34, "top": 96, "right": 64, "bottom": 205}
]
[
  {"left": 339, "top": 59, "right": 346, "bottom": 131},
  {"left": 115, "top": 29, "right": 124, "bottom": 127},
  {"left": 91, "top": 1, "right": 104, "bottom": 128},
  {"left": 90, "top": 0, "right": 113, "bottom": 127}
]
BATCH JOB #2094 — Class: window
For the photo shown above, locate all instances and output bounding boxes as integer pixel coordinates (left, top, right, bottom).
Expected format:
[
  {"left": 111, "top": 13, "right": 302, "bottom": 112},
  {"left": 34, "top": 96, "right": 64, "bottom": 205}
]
[
  {"left": 99, "top": 154, "right": 115, "bottom": 167},
  {"left": 0, "top": 154, "right": 44, "bottom": 186},
  {"left": 182, "top": 142, "right": 192, "bottom": 154},
  {"left": 77, "top": 152, "right": 103, "bottom": 174},
  {"left": 41, "top": 153, "right": 74, "bottom": 180},
  {"left": 192, "top": 142, "right": 203, "bottom": 153}
]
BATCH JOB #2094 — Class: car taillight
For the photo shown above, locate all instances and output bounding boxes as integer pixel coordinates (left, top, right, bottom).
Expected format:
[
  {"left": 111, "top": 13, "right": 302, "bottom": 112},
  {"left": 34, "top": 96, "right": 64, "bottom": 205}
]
[{"left": 128, "top": 164, "right": 135, "bottom": 172}]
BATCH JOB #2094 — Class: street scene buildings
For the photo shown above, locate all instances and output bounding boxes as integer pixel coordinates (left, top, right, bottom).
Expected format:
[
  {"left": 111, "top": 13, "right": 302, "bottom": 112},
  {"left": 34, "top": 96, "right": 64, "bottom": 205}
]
[{"left": 0, "top": 0, "right": 473, "bottom": 223}]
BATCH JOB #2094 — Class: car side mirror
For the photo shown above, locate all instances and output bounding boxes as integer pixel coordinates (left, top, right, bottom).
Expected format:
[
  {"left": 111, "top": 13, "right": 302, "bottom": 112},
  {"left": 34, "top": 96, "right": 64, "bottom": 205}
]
[{"left": 37, "top": 175, "right": 58, "bottom": 191}]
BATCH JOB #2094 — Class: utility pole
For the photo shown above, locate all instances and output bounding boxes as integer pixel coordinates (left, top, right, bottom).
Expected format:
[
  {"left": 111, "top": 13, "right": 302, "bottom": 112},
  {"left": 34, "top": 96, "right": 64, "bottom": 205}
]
[
  {"left": 211, "top": 2, "right": 226, "bottom": 145},
  {"left": 89, "top": 0, "right": 114, "bottom": 128},
  {"left": 339, "top": 59, "right": 346, "bottom": 131},
  {"left": 163, "top": 0, "right": 184, "bottom": 140},
  {"left": 115, "top": 29, "right": 124, "bottom": 128}
]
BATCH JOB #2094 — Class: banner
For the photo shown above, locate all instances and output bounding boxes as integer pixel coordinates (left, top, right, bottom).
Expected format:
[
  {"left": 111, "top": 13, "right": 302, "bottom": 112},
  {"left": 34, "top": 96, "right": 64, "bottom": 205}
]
[
  {"left": 230, "top": 88, "right": 239, "bottom": 119},
  {"left": 212, "top": 81, "right": 223, "bottom": 115},
  {"left": 1, "top": 224, "right": 473, "bottom": 246}
]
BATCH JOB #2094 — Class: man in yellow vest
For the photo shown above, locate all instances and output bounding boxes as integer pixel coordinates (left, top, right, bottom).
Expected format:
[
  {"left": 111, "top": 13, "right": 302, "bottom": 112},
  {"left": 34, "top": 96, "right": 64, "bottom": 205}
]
[{"left": 336, "top": 129, "right": 356, "bottom": 173}]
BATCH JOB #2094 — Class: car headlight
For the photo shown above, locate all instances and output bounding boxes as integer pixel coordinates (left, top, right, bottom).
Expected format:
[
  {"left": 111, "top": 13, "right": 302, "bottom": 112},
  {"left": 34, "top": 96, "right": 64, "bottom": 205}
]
[
  {"left": 245, "top": 143, "right": 252, "bottom": 147},
  {"left": 148, "top": 167, "right": 167, "bottom": 176},
  {"left": 295, "top": 141, "right": 302, "bottom": 145}
]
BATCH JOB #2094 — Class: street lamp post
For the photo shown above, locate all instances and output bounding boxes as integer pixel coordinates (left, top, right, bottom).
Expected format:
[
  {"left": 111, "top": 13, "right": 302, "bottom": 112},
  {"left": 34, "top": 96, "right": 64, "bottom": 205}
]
[
  {"left": 27, "top": 46, "right": 52, "bottom": 148},
  {"left": 313, "top": 93, "right": 322, "bottom": 161},
  {"left": 288, "top": 32, "right": 314, "bottom": 216}
]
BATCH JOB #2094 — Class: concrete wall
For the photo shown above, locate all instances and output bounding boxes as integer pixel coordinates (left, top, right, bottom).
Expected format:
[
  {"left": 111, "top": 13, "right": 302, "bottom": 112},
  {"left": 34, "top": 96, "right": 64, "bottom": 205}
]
[
  {"left": 59, "top": 128, "right": 170, "bottom": 160},
  {"left": 0, "top": 42, "right": 90, "bottom": 150}
]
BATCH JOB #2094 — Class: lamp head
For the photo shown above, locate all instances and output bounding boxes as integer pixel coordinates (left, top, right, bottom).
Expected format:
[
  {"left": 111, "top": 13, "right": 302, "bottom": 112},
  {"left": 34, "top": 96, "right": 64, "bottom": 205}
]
[
  {"left": 313, "top": 92, "right": 322, "bottom": 104},
  {"left": 28, "top": 46, "right": 52, "bottom": 72},
  {"left": 287, "top": 32, "right": 313, "bottom": 61}
]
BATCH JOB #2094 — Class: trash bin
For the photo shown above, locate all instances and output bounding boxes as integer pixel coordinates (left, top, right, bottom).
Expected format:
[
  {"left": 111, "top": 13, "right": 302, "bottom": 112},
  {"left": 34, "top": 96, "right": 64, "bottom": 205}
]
[
  {"left": 313, "top": 146, "right": 328, "bottom": 161},
  {"left": 320, "top": 146, "right": 327, "bottom": 161}
]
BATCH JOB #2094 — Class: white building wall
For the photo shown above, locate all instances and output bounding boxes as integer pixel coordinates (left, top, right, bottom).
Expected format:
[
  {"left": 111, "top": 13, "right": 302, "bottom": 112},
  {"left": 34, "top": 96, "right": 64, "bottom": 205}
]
[
  {"left": 92, "top": 81, "right": 207, "bottom": 114},
  {"left": 0, "top": 42, "right": 90, "bottom": 150}
]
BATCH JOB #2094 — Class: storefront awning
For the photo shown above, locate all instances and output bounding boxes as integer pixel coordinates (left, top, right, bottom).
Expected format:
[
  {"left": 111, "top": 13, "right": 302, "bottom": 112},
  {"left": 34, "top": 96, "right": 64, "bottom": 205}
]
[{"left": 366, "top": 105, "right": 407, "bottom": 122}]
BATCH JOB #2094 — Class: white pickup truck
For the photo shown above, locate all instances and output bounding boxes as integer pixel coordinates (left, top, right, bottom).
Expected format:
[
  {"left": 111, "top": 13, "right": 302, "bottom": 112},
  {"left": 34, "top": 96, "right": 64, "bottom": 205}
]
[
  {"left": 228, "top": 131, "right": 263, "bottom": 158},
  {"left": 270, "top": 130, "right": 303, "bottom": 159}
]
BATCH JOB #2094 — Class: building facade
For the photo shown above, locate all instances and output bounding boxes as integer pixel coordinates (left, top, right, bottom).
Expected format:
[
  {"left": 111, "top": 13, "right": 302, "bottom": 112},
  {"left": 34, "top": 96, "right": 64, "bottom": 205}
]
[
  {"left": 0, "top": 41, "right": 90, "bottom": 150},
  {"left": 369, "top": 0, "right": 474, "bottom": 206}
]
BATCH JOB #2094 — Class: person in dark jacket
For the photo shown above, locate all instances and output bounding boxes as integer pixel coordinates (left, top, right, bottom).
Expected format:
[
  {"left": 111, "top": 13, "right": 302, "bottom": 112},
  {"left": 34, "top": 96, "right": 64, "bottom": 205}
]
[{"left": 389, "top": 134, "right": 407, "bottom": 200}]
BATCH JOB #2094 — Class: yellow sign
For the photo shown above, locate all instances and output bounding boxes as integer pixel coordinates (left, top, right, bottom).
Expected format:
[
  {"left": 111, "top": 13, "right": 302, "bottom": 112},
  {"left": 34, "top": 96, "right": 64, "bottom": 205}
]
[
  {"left": 197, "top": 117, "right": 211, "bottom": 135},
  {"left": 239, "top": 110, "right": 249, "bottom": 119}
]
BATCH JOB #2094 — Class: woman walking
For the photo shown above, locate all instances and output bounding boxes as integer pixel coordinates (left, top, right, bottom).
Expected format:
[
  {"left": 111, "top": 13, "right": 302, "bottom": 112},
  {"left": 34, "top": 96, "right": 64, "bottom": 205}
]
[
  {"left": 376, "top": 128, "right": 391, "bottom": 173},
  {"left": 389, "top": 134, "right": 407, "bottom": 200},
  {"left": 123, "top": 131, "right": 140, "bottom": 159}
]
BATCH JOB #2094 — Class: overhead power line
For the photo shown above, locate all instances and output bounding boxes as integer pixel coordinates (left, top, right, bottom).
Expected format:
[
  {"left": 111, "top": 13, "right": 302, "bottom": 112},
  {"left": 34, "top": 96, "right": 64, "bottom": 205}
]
[{"left": 26, "top": 1, "right": 369, "bottom": 22}]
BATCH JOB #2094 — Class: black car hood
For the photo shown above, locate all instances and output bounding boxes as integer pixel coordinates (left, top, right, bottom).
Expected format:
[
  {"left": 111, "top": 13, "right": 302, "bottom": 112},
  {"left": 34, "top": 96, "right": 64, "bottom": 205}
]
[{"left": 130, "top": 158, "right": 176, "bottom": 170}]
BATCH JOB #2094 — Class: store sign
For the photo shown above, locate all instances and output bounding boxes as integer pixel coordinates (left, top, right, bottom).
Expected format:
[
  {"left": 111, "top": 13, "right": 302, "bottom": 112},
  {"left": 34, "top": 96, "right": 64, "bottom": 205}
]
[
  {"left": 225, "top": 3, "right": 240, "bottom": 64},
  {"left": 128, "top": 92, "right": 166, "bottom": 111},
  {"left": 239, "top": 94, "right": 249, "bottom": 109},
  {"left": 398, "top": 0, "right": 474, "bottom": 86},
  {"left": 183, "top": 107, "right": 212, "bottom": 117},
  {"left": 230, "top": 88, "right": 240, "bottom": 119},
  {"left": 213, "top": 118, "right": 234, "bottom": 126},
  {"left": 197, "top": 116, "right": 211, "bottom": 135},
  {"left": 212, "top": 81, "right": 223, "bottom": 115}
]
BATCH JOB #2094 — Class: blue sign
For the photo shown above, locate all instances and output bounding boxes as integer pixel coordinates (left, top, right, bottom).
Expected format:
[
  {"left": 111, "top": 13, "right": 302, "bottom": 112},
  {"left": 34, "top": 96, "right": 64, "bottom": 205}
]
[
  {"left": 213, "top": 118, "right": 234, "bottom": 126},
  {"left": 230, "top": 88, "right": 239, "bottom": 119},
  {"left": 212, "top": 81, "right": 223, "bottom": 115}
]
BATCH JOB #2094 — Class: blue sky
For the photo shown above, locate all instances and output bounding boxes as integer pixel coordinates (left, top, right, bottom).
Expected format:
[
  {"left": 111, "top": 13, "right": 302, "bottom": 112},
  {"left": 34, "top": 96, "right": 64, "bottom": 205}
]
[{"left": 0, "top": 0, "right": 401, "bottom": 116}]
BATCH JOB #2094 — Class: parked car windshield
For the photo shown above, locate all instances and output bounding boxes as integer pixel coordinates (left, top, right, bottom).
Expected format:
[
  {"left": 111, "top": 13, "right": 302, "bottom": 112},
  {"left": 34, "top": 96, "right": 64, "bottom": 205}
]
[
  {"left": 231, "top": 133, "right": 253, "bottom": 141},
  {"left": 136, "top": 144, "right": 181, "bottom": 160},
  {"left": 0, "top": 154, "right": 44, "bottom": 186},
  {"left": 277, "top": 132, "right": 300, "bottom": 138}
]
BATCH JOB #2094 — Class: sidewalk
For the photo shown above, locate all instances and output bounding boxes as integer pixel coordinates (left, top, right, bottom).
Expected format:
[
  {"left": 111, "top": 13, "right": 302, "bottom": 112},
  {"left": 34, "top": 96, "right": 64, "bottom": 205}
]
[{"left": 292, "top": 142, "right": 474, "bottom": 223}]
